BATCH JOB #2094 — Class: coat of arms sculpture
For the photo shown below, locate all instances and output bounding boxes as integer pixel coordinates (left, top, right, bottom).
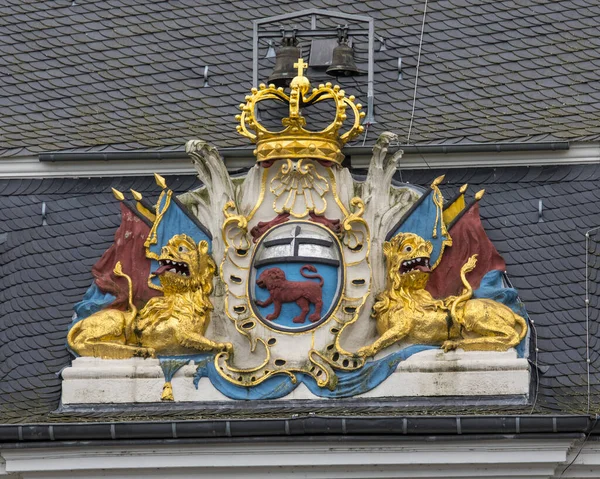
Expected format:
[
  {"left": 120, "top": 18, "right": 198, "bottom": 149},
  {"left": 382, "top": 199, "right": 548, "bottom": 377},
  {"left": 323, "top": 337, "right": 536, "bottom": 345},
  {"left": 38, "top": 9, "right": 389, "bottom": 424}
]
[{"left": 65, "top": 60, "right": 529, "bottom": 402}]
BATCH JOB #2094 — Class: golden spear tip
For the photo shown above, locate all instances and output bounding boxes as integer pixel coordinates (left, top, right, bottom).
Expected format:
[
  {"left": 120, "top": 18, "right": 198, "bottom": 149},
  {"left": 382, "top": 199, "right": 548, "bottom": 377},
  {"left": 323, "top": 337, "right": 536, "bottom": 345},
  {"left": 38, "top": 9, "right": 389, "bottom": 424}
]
[
  {"left": 432, "top": 174, "right": 445, "bottom": 186},
  {"left": 460, "top": 183, "right": 468, "bottom": 193},
  {"left": 111, "top": 188, "right": 124, "bottom": 201},
  {"left": 475, "top": 189, "right": 485, "bottom": 200},
  {"left": 154, "top": 173, "right": 167, "bottom": 189},
  {"left": 130, "top": 189, "right": 143, "bottom": 201}
]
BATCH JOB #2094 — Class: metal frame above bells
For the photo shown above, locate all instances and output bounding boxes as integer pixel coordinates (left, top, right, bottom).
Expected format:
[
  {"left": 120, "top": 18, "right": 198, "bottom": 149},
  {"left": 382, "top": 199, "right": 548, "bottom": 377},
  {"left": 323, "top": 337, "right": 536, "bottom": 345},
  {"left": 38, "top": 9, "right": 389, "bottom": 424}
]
[{"left": 252, "top": 8, "right": 376, "bottom": 124}]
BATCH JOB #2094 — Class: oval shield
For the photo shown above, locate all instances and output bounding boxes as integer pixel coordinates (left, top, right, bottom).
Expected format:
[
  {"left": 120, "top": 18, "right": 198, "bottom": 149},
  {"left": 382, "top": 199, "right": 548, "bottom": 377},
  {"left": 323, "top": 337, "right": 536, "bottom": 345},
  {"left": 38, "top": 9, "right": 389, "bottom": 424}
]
[{"left": 249, "top": 221, "right": 344, "bottom": 333}]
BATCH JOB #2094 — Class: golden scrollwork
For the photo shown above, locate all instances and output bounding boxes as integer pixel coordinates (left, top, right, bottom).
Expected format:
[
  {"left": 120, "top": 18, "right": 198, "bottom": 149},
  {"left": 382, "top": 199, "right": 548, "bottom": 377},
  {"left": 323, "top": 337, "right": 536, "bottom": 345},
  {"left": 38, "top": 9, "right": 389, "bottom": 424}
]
[
  {"left": 217, "top": 215, "right": 371, "bottom": 390},
  {"left": 215, "top": 338, "right": 298, "bottom": 386},
  {"left": 358, "top": 233, "right": 528, "bottom": 358},
  {"left": 68, "top": 235, "right": 231, "bottom": 360},
  {"left": 222, "top": 200, "right": 250, "bottom": 252},
  {"left": 270, "top": 159, "right": 329, "bottom": 217},
  {"left": 341, "top": 197, "right": 367, "bottom": 251}
]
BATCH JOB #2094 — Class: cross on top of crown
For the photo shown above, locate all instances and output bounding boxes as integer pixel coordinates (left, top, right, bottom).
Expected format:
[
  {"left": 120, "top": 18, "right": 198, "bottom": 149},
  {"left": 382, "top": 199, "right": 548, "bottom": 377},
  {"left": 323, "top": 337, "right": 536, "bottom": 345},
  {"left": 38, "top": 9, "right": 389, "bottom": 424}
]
[
  {"left": 236, "top": 56, "right": 365, "bottom": 165},
  {"left": 294, "top": 58, "right": 308, "bottom": 78}
]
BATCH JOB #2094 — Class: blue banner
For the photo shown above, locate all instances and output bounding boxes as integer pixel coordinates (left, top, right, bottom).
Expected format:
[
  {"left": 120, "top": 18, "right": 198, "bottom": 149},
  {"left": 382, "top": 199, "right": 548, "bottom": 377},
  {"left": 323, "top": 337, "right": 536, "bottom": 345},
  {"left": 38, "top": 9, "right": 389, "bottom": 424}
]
[
  {"left": 147, "top": 191, "right": 212, "bottom": 285},
  {"left": 148, "top": 192, "right": 212, "bottom": 257},
  {"left": 473, "top": 270, "right": 529, "bottom": 358},
  {"left": 388, "top": 182, "right": 451, "bottom": 268},
  {"left": 72, "top": 282, "right": 116, "bottom": 323},
  {"left": 190, "top": 345, "right": 437, "bottom": 400}
]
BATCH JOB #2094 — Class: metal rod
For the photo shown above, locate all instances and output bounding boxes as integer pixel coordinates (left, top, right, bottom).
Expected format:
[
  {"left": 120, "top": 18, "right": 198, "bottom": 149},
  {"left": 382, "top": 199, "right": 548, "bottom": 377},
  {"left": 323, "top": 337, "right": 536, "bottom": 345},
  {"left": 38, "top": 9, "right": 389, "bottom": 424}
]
[
  {"left": 254, "top": 8, "right": 372, "bottom": 25},
  {"left": 587, "top": 230, "right": 590, "bottom": 415},
  {"left": 258, "top": 28, "right": 369, "bottom": 38},
  {"left": 366, "top": 17, "right": 375, "bottom": 124},
  {"left": 407, "top": 0, "right": 429, "bottom": 144},
  {"left": 253, "top": 21, "right": 259, "bottom": 88},
  {"left": 37, "top": 142, "right": 571, "bottom": 162}
]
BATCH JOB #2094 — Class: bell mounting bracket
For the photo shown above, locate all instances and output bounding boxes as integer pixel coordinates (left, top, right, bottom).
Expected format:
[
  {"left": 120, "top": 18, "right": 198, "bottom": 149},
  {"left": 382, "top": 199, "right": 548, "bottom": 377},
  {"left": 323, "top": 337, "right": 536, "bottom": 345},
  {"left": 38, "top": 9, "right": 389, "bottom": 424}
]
[{"left": 252, "top": 9, "right": 376, "bottom": 124}]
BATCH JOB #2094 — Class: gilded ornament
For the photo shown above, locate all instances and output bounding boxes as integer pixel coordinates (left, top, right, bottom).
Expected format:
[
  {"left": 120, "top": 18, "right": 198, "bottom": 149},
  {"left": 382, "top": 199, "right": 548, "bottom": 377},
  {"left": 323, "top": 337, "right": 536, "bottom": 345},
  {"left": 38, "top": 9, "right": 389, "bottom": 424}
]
[
  {"left": 341, "top": 197, "right": 367, "bottom": 251},
  {"left": 65, "top": 53, "right": 531, "bottom": 403},
  {"left": 236, "top": 58, "right": 365, "bottom": 164},
  {"left": 222, "top": 200, "right": 251, "bottom": 252},
  {"left": 68, "top": 235, "right": 231, "bottom": 359},
  {"left": 130, "top": 188, "right": 157, "bottom": 222},
  {"left": 154, "top": 173, "right": 167, "bottom": 189},
  {"left": 270, "top": 159, "right": 330, "bottom": 217},
  {"left": 358, "top": 233, "right": 528, "bottom": 358},
  {"left": 111, "top": 188, "right": 125, "bottom": 201}
]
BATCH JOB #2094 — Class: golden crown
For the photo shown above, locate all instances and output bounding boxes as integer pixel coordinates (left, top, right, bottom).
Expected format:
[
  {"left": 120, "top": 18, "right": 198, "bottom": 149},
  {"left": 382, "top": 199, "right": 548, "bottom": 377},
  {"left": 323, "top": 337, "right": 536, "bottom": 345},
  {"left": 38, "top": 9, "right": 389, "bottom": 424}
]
[{"left": 236, "top": 59, "right": 365, "bottom": 164}]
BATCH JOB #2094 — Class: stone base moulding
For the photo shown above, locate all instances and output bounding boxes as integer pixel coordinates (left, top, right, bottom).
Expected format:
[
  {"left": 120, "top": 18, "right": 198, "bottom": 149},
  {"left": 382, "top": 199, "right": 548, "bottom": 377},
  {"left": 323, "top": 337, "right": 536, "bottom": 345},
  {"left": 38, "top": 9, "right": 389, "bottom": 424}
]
[{"left": 60, "top": 349, "right": 529, "bottom": 404}]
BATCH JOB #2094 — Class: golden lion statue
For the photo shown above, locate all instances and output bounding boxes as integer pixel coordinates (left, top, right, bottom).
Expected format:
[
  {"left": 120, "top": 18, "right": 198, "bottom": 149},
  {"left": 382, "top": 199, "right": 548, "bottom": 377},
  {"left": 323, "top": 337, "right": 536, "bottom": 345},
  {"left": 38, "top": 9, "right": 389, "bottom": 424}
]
[
  {"left": 357, "top": 232, "right": 527, "bottom": 357},
  {"left": 68, "top": 234, "right": 232, "bottom": 359}
]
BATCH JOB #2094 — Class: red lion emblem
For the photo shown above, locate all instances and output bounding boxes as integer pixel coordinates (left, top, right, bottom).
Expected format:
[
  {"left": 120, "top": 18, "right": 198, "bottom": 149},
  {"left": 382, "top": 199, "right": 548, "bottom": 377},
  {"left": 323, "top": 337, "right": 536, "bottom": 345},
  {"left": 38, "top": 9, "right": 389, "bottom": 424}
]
[{"left": 255, "top": 265, "right": 324, "bottom": 324}]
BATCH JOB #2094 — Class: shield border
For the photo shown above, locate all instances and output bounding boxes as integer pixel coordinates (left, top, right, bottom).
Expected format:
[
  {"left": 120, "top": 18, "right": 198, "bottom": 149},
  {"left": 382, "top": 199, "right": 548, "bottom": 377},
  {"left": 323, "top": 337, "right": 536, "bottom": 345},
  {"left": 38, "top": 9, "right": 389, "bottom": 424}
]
[{"left": 247, "top": 221, "right": 345, "bottom": 334}]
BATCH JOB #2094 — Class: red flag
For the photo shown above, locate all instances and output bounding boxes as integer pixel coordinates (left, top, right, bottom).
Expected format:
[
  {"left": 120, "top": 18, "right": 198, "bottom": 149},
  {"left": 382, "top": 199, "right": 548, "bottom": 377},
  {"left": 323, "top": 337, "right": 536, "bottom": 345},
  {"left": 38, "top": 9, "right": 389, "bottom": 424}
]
[
  {"left": 426, "top": 201, "right": 505, "bottom": 298},
  {"left": 92, "top": 202, "right": 162, "bottom": 310}
]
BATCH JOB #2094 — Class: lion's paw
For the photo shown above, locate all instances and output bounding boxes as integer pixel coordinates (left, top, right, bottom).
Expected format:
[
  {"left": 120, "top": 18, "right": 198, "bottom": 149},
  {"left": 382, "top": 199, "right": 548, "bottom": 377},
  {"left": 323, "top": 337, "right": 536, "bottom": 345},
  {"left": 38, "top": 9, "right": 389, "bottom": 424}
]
[
  {"left": 357, "top": 346, "right": 375, "bottom": 358},
  {"left": 441, "top": 340, "right": 459, "bottom": 353},
  {"left": 221, "top": 342, "right": 234, "bottom": 355},
  {"left": 133, "top": 347, "right": 156, "bottom": 359}
]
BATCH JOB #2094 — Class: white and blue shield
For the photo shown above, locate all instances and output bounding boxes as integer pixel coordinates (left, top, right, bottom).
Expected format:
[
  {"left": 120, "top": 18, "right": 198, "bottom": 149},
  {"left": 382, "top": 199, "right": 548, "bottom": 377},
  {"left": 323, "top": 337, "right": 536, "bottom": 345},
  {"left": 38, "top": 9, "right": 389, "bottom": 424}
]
[{"left": 249, "top": 221, "right": 344, "bottom": 333}]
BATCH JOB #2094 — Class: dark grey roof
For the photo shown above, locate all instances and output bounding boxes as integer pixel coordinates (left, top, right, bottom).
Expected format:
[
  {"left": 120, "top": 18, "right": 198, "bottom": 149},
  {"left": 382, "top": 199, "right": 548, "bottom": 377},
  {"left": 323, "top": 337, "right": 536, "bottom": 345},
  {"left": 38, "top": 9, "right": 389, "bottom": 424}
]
[
  {"left": 403, "top": 165, "right": 600, "bottom": 415},
  {"left": 1, "top": 0, "right": 600, "bottom": 157},
  {"left": 1, "top": 165, "right": 599, "bottom": 423}
]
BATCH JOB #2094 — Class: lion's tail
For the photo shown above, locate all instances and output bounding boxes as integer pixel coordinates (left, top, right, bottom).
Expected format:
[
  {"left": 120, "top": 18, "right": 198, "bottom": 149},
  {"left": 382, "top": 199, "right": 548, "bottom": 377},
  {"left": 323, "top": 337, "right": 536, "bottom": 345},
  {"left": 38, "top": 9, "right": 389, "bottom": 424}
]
[
  {"left": 114, "top": 262, "right": 137, "bottom": 339},
  {"left": 450, "top": 254, "right": 478, "bottom": 321},
  {"left": 300, "top": 265, "right": 324, "bottom": 287}
]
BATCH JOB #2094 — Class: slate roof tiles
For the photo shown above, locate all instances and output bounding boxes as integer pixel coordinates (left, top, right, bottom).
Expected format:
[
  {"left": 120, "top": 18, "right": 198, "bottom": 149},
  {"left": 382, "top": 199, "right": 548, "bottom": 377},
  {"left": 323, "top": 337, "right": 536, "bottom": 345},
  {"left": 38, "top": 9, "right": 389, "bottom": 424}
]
[
  {"left": 0, "top": 0, "right": 600, "bottom": 425},
  {"left": 1, "top": 0, "right": 600, "bottom": 157},
  {"left": 0, "top": 166, "right": 599, "bottom": 421},
  {"left": 401, "top": 165, "right": 600, "bottom": 414}
]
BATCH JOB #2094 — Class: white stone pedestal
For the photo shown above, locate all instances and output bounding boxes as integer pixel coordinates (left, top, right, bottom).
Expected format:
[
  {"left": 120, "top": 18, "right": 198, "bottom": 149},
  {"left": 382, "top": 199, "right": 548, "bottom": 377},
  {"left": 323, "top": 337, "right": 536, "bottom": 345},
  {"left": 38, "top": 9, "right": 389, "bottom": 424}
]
[
  {"left": 366, "top": 348, "right": 529, "bottom": 398},
  {"left": 61, "top": 349, "right": 529, "bottom": 404}
]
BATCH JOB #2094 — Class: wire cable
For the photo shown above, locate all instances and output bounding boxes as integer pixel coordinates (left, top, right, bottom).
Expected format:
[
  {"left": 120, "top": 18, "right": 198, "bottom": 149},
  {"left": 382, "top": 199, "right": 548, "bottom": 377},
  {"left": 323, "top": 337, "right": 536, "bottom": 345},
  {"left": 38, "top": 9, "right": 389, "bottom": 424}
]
[
  {"left": 558, "top": 416, "right": 599, "bottom": 478},
  {"left": 528, "top": 317, "right": 540, "bottom": 414},
  {"left": 406, "top": 0, "right": 429, "bottom": 145},
  {"left": 504, "top": 272, "right": 540, "bottom": 414}
]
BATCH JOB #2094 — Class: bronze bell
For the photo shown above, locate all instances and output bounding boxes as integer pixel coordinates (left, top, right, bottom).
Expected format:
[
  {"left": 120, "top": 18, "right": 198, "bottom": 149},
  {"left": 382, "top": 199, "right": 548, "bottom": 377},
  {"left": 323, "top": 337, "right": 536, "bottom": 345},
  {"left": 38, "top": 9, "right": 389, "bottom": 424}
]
[
  {"left": 326, "top": 40, "right": 361, "bottom": 77},
  {"left": 267, "top": 37, "right": 301, "bottom": 88}
]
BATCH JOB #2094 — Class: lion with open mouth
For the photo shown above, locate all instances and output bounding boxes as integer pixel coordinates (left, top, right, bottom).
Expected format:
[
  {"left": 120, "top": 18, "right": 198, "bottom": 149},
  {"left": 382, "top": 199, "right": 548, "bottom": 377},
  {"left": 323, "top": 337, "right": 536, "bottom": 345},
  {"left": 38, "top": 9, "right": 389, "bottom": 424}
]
[
  {"left": 357, "top": 232, "right": 527, "bottom": 358},
  {"left": 68, "top": 234, "right": 231, "bottom": 359}
]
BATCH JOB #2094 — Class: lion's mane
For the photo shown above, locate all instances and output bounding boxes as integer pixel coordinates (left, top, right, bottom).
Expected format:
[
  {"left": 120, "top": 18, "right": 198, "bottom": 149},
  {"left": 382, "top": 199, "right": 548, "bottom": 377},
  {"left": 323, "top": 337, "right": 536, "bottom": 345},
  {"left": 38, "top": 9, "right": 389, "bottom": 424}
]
[
  {"left": 136, "top": 236, "right": 215, "bottom": 333},
  {"left": 373, "top": 235, "right": 445, "bottom": 322}
]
